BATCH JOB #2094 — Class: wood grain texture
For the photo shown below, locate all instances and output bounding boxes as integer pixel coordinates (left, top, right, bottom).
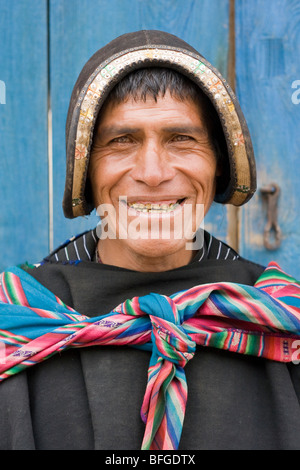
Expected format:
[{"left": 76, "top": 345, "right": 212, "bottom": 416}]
[
  {"left": 49, "top": 0, "right": 230, "bottom": 249},
  {"left": 236, "top": 0, "right": 300, "bottom": 278},
  {"left": 0, "top": 0, "right": 48, "bottom": 270}
]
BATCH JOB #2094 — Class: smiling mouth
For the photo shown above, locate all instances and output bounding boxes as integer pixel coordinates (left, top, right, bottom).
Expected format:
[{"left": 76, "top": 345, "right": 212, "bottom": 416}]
[{"left": 126, "top": 198, "right": 187, "bottom": 213}]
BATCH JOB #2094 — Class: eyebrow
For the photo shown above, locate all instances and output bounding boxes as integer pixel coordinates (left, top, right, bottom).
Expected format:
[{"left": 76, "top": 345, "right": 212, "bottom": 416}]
[
  {"left": 161, "top": 126, "right": 208, "bottom": 136},
  {"left": 98, "top": 125, "right": 208, "bottom": 138},
  {"left": 97, "top": 126, "right": 140, "bottom": 139}
]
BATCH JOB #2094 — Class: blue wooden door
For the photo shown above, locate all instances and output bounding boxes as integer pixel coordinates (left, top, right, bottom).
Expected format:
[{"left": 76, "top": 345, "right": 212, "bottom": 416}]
[
  {"left": 0, "top": 0, "right": 299, "bottom": 279},
  {"left": 236, "top": 0, "right": 300, "bottom": 279}
]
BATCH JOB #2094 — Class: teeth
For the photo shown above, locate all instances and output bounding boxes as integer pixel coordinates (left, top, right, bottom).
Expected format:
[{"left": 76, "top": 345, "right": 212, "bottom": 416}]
[{"left": 128, "top": 201, "right": 182, "bottom": 212}]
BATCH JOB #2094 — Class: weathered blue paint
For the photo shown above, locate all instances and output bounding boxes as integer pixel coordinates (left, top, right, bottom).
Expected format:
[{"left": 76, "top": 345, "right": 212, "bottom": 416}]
[
  {"left": 0, "top": 0, "right": 49, "bottom": 271},
  {"left": 236, "top": 0, "right": 300, "bottom": 278}
]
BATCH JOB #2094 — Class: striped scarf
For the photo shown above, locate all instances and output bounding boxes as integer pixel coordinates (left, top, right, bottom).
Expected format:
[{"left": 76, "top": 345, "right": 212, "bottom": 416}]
[{"left": 0, "top": 261, "right": 300, "bottom": 450}]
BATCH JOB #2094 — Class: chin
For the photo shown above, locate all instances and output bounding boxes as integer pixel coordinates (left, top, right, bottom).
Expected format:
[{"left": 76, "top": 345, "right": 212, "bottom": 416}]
[{"left": 126, "top": 237, "right": 191, "bottom": 259}]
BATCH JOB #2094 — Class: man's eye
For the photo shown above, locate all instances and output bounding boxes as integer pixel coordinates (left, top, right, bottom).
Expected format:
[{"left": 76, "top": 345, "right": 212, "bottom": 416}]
[
  {"left": 111, "top": 136, "right": 131, "bottom": 144},
  {"left": 172, "top": 135, "right": 194, "bottom": 142}
]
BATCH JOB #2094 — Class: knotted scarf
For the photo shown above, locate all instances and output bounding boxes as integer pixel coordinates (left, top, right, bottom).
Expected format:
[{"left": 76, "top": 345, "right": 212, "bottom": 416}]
[{"left": 1, "top": 261, "right": 300, "bottom": 450}]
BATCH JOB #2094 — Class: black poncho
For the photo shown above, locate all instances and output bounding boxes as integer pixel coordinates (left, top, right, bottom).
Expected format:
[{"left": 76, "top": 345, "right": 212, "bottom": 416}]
[{"left": 0, "top": 230, "right": 299, "bottom": 450}]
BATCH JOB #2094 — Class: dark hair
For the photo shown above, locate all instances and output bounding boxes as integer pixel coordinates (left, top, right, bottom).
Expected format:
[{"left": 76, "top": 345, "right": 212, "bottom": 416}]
[
  {"left": 106, "top": 67, "right": 205, "bottom": 104},
  {"left": 91, "top": 67, "right": 229, "bottom": 193}
]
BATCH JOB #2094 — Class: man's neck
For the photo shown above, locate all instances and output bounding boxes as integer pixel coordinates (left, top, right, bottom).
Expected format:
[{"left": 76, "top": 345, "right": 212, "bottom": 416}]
[{"left": 96, "top": 239, "right": 195, "bottom": 272}]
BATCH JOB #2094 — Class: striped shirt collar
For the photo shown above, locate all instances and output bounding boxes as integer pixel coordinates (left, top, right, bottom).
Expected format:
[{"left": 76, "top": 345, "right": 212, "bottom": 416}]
[{"left": 42, "top": 228, "right": 240, "bottom": 265}]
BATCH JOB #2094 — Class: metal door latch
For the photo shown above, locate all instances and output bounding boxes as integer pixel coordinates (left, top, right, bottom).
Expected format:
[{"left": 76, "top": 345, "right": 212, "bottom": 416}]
[{"left": 260, "top": 183, "right": 281, "bottom": 250}]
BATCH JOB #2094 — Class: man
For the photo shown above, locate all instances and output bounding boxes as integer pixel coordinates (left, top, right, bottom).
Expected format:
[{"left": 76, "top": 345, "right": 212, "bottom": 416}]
[{"left": 0, "top": 30, "right": 300, "bottom": 450}]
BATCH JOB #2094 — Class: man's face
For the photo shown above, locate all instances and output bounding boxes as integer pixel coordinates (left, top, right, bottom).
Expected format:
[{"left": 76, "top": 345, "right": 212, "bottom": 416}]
[{"left": 89, "top": 91, "right": 218, "bottom": 270}]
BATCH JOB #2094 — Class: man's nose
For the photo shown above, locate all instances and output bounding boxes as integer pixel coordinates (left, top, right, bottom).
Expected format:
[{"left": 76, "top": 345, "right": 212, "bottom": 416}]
[{"left": 131, "top": 141, "right": 176, "bottom": 186}]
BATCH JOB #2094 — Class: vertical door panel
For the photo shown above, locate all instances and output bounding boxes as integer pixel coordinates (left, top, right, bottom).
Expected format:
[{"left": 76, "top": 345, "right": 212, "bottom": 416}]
[
  {"left": 0, "top": 0, "right": 49, "bottom": 270},
  {"left": 236, "top": 0, "right": 300, "bottom": 278}
]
